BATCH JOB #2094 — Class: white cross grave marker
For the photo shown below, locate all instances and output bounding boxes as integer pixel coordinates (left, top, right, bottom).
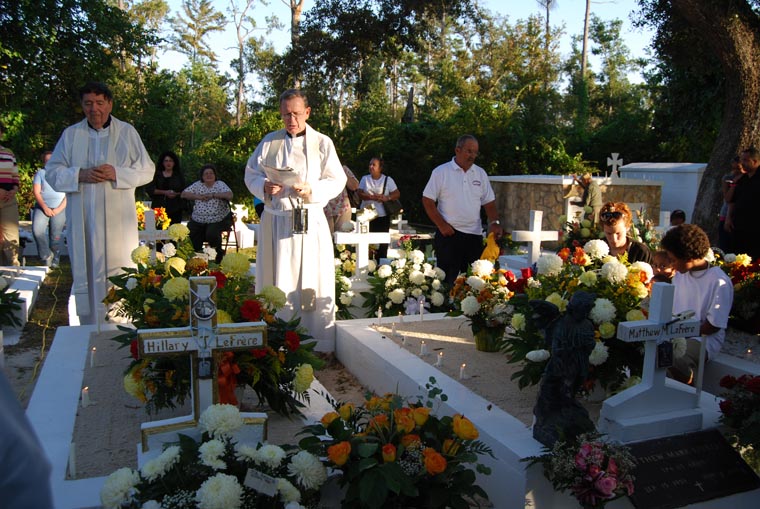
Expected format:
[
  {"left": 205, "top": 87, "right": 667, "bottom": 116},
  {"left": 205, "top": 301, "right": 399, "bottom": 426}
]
[
  {"left": 334, "top": 231, "right": 391, "bottom": 281},
  {"left": 138, "top": 209, "right": 172, "bottom": 261},
  {"left": 136, "top": 276, "right": 267, "bottom": 456},
  {"left": 599, "top": 282, "right": 703, "bottom": 442},
  {"left": 511, "top": 210, "right": 559, "bottom": 266},
  {"left": 607, "top": 152, "right": 623, "bottom": 177}
]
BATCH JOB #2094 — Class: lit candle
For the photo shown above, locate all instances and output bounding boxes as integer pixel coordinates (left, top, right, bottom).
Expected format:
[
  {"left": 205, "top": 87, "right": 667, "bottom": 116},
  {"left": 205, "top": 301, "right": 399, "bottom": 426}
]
[
  {"left": 90, "top": 347, "right": 96, "bottom": 368},
  {"left": 377, "top": 307, "right": 383, "bottom": 325},
  {"left": 420, "top": 340, "right": 428, "bottom": 356},
  {"left": 746, "top": 348, "right": 753, "bottom": 359},
  {"left": 398, "top": 311, "right": 404, "bottom": 323},
  {"left": 459, "top": 363, "right": 467, "bottom": 379},
  {"left": 81, "top": 387, "right": 90, "bottom": 408},
  {"left": 435, "top": 351, "right": 444, "bottom": 367},
  {"left": 419, "top": 296, "right": 425, "bottom": 322}
]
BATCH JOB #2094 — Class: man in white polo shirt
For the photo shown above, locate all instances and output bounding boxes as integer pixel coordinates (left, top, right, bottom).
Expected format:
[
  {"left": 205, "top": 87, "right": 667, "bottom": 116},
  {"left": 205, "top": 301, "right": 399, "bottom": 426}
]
[{"left": 422, "top": 134, "right": 503, "bottom": 286}]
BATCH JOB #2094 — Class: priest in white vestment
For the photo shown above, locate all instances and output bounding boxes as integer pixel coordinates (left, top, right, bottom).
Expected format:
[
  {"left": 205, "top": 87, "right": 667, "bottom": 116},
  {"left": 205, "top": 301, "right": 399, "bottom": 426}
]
[
  {"left": 245, "top": 89, "right": 346, "bottom": 349},
  {"left": 46, "top": 82, "right": 155, "bottom": 325}
]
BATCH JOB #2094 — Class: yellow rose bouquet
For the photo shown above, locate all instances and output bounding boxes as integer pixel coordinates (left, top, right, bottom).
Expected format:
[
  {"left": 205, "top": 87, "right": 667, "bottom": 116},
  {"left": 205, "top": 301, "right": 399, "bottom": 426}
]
[{"left": 298, "top": 378, "right": 493, "bottom": 508}]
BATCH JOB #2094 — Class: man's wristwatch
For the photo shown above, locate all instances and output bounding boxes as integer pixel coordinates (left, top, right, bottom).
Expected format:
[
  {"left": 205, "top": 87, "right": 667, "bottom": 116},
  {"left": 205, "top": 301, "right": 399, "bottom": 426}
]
[{"left": 489, "top": 219, "right": 500, "bottom": 226}]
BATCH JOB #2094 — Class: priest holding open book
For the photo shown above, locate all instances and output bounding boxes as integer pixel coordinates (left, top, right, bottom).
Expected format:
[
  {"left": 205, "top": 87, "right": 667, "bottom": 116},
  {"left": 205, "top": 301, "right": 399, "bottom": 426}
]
[{"left": 244, "top": 89, "right": 346, "bottom": 349}]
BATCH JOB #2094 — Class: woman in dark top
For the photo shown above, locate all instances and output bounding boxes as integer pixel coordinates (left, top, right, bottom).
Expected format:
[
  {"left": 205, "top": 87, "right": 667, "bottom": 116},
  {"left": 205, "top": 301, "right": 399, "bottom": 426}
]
[
  {"left": 599, "top": 201, "right": 652, "bottom": 264},
  {"left": 147, "top": 151, "right": 186, "bottom": 225}
]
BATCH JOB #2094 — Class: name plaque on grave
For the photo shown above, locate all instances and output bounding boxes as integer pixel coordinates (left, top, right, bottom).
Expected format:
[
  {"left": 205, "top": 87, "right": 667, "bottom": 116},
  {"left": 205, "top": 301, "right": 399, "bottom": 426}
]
[
  {"left": 628, "top": 429, "right": 760, "bottom": 509},
  {"left": 618, "top": 320, "right": 699, "bottom": 342}
]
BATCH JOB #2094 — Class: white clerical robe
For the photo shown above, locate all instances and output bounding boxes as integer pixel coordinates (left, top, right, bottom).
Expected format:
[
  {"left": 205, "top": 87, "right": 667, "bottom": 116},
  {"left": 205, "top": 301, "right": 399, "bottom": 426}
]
[
  {"left": 46, "top": 117, "right": 154, "bottom": 324},
  {"left": 244, "top": 125, "right": 346, "bottom": 349}
]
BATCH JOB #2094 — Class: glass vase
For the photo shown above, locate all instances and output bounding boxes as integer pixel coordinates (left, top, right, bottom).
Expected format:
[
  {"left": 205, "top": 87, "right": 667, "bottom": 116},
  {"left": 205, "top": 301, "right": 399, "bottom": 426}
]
[{"left": 473, "top": 325, "right": 506, "bottom": 352}]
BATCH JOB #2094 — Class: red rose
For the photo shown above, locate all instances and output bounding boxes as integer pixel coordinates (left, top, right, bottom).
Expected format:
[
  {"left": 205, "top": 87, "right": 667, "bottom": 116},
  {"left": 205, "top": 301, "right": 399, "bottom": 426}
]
[
  {"left": 251, "top": 348, "right": 267, "bottom": 359},
  {"left": 719, "top": 399, "right": 733, "bottom": 416},
  {"left": 210, "top": 270, "right": 227, "bottom": 289},
  {"left": 504, "top": 270, "right": 517, "bottom": 282},
  {"left": 720, "top": 375, "right": 737, "bottom": 389},
  {"left": 744, "top": 376, "right": 760, "bottom": 395},
  {"left": 240, "top": 299, "right": 263, "bottom": 321},
  {"left": 285, "top": 330, "right": 300, "bottom": 352},
  {"left": 130, "top": 339, "right": 139, "bottom": 360},
  {"left": 521, "top": 267, "right": 533, "bottom": 279}
]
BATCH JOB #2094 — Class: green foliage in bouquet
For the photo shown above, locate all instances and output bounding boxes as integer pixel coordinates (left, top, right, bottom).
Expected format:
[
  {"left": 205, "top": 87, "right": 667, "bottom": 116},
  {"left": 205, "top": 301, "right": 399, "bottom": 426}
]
[
  {"left": 298, "top": 378, "right": 493, "bottom": 509},
  {"left": 334, "top": 243, "right": 360, "bottom": 320},
  {"left": 0, "top": 275, "right": 23, "bottom": 328},
  {"left": 503, "top": 241, "right": 651, "bottom": 392},
  {"left": 716, "top": 252, "right": 760, "bottom": 324},
  {"left": 628, "top": 207, "right": 661, "bottom": 253},
  {"left": 101, "top": 404, "right": 327, "bottom": 509}
]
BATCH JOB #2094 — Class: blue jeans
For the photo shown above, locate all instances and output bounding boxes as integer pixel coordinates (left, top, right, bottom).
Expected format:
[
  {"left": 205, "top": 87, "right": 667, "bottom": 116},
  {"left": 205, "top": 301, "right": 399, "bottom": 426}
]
[{"left": 32, "top": 207, "right": 65, "bottom": 263}]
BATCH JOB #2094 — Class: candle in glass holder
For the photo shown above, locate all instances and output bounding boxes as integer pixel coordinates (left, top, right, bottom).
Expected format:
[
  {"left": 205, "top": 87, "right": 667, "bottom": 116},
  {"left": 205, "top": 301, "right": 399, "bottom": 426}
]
[
  {"left": 81, "top": 387, "right": 90, "bottom": 408},
  {"left": 435, "top": 351, "right": 444, "bottom": 367},
  {"left": 420, "top": 340, "right": 428, "bottom": 356},
  {"left": 90, "top": 347, "right": 96, "bottom": 368},
  {"left": 459, "top": 363, "right": 467, "bottom": 379}
]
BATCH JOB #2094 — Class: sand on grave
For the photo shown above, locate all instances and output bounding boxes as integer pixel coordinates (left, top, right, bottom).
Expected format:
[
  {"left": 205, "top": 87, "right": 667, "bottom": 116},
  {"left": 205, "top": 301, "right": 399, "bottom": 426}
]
[
  {"left": 371, "top": 316, "right": 603, "bottom": 427},
  {"left": 71, "top": 330, "right": 356, "bottom": 480}
]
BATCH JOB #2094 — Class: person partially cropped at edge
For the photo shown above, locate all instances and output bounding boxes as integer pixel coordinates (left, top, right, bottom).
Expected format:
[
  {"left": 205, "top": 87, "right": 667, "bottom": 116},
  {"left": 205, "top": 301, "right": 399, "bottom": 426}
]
[
  {"left": 46, "top": 82, "right": 154, "bottom": 325},
  {"left": 422, "top": 134, "right": 503, "bottom": 287},
  {"left": 244, "top": 89, "right": 346, "bottom": 348}
]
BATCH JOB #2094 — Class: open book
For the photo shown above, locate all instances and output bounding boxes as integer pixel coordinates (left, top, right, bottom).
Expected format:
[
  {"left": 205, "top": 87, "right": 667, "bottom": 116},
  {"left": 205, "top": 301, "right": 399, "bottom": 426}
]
[{"left": 261, "top": 164, "right": 302, "bottom": 187}]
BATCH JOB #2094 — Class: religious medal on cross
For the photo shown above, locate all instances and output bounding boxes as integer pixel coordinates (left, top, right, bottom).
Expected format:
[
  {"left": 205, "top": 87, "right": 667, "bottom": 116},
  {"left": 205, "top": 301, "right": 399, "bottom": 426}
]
[
  {"left": 138, "top": 209, "right": 173, "bottom": 261},
  {"left": 136, "top": 276, "right": 267, "bottom": 451},
  {"left": 607, "top": 152, "right": 623, "bottom": 177},
  {"left": 599, "top": 283, "right": 703, "bottom": 441},
  {"left": 511, "top": 210, "right": 559, "bottom": 266}
]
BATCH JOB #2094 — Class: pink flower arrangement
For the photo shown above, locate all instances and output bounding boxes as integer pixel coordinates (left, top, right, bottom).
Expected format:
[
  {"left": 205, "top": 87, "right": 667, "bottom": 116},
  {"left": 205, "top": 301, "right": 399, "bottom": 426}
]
[{"left": 528, "top": 432, "right": 636, "bottom": 508}]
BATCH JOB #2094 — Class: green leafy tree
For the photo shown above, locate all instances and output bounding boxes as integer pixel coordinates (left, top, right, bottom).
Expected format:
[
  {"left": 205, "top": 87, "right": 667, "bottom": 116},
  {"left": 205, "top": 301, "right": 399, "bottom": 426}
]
[{"left": 168, "top": 0, "right": 227, "bottom": 65}]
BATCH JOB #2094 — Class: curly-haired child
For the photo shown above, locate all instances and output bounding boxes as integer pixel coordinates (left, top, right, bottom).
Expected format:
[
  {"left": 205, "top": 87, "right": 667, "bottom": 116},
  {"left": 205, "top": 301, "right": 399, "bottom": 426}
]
[{"left": 659, "top": 224, "right": 733, "bottom": 385}]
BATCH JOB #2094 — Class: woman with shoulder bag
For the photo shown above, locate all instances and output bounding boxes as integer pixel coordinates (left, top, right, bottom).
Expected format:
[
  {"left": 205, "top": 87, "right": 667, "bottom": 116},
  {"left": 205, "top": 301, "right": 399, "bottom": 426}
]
[
  {"left": 324, "top": 165, "right": 360, "bottom": 235},
  {"left": 358, "top": 157, "right": 401, "bottom": 260}
]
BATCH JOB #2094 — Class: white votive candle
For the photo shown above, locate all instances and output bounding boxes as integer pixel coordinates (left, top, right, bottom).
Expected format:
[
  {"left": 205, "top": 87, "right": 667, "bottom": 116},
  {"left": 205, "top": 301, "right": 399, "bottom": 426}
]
[
  {"left": 419, "top": 297, "right": 425, "bottom": 321},
  {"left": 81, "top": 387, "right": 90, "bottom": 408},
  {"left": 459, "top": 363, "right": 467, "bottom": 379},
  {"left": 398, "top": 312, "right": 404, "bottom": 323},
  {"left": 90, "top": 347, "right": 96, "bottom": 368},
  {"left": 435, "top": 351, "right": 443, "bottom": 367},
  {"left": 377, "top": 307, "right": 383, "bottom": 325},
  {"left": 420, "top": 340, "right": 428, "bottom": 356}
]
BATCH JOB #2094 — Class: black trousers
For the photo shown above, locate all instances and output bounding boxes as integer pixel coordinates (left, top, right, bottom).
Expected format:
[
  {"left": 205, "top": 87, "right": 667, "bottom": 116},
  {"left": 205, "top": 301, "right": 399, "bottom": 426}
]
[
  {"left": 434, "top": 229, "right": 483, "bottom": 287},
  {"left": 370, "top": 215, "right": 391, "bottom": 259},
  {"left": 188, "top": 219, "right": 227, "bottom": 262}
]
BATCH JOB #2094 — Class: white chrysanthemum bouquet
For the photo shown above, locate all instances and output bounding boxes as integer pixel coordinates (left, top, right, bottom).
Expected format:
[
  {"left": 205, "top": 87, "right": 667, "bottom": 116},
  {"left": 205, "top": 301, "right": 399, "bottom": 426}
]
[
  {"left": 101, "top": 405, "right": 325, "bottom": 509},
  {"left": 503, "top": 241, "right": 655, "bottom": 391}
]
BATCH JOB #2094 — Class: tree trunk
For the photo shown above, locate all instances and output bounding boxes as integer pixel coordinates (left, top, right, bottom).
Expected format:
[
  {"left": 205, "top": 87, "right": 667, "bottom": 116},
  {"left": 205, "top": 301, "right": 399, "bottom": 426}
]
[
  {"left": 671, "top": 0, "right": 760, "bottom": 241},
  {"left": 581, "top": 0, "right": 590, "bottom": 78},
  {"left": 287, "top": 0, "right": 305, "bottom": 87}
]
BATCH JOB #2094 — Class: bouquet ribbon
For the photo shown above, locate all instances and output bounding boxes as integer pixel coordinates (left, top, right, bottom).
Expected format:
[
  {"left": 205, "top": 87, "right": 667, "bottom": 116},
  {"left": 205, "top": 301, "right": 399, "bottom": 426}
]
[{"left": 217, "top": 352, "right": 241, "bottom": 405}]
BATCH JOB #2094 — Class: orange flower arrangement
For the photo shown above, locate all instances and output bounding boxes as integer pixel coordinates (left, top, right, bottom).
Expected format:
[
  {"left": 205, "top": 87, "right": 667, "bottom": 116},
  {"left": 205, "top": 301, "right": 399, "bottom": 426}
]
[{"left": 298, "top": 378, "right": 494, "bottom": 508}]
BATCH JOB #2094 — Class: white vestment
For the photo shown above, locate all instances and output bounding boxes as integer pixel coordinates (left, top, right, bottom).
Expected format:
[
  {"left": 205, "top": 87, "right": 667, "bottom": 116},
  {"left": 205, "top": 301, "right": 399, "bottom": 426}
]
[
  {"left": 244, "top": 125, "right": 346, "bottom": 349},
  {"left": 46, "top": 117, "right": 155, "bottom": 324}
]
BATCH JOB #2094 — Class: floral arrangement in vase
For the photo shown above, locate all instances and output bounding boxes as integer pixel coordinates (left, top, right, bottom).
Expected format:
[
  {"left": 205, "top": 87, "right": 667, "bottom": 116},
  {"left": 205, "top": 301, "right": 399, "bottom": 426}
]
[
  {"left": 105, "top": 224, "right": 324, "bottom": 417},
  {"left": 333, "top": 244, "right": 375, "bottom": 320},
  {"left": 558, "top": 206, "right": 603, "bottom": 250},
  {"left": 298, "top": 377, "right": 493, "bottom": 508},
  {"left": 447, "top": 258, "right": 519, "bottom": 352},
  {"left": 135, "top": 201, "right": 171, "bottom": 231},
  {"left": 361, "top": 243, "right": 447, "bottom": 318},
  {"left": 718, "top": 374, "right": 760, "bottom": 473},
  {"left": 526, "top": 432, "right": 636, "bottom": 509},
  {"left": 101, "top": 404, "right": 326, "bottom": 509},
  {"left": 503, "top": 240, "right": 661, "bottom": 392}
]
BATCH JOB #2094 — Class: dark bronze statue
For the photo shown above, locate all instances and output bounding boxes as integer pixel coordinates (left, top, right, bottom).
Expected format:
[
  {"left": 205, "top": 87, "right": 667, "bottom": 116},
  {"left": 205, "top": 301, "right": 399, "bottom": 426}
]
[{"left": 530, "top": 291, "right": 597, "bottom": 447}]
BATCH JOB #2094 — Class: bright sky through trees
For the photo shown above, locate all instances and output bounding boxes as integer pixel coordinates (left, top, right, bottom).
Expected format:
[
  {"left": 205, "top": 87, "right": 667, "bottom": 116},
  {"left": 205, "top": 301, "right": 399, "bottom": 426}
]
[{"left": 160, "top": 0, "right": 655, "bottom": 83}]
